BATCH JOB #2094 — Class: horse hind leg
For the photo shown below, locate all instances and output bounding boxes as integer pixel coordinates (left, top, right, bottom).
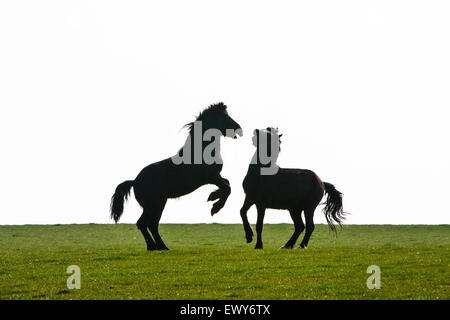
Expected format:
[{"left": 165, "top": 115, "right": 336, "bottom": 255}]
[
  {"left": 147, "top": 199, "right": 169, "bottom": 250},
  {"left": 137, "top": 213, "right": 157, "bottom": 251},
  {"left": 281, "top": 209, "right": 305, "bottom": 249},
  {"left": 298, "top": 208, "right": 315, "bottom": 249}
]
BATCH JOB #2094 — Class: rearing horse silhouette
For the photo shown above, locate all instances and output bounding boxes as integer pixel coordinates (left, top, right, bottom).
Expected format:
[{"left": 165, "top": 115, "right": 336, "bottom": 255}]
[
  {"left": 240, "top": 127, "right": 346, "bottom": 249},
  {"left": 110, "top": 103, "right": 242, "bottom": 250}
]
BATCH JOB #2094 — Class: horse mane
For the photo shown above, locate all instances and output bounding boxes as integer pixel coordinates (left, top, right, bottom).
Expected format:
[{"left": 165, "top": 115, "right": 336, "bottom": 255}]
[
  {"left": 257, "top": 127, "right": 282, "bottom": 148},
  {"left": 265, "top": 127, "right": 279, "bottom": 135},
  {"left": 183, "top": 102, "right": 228, "bottom": 134}
]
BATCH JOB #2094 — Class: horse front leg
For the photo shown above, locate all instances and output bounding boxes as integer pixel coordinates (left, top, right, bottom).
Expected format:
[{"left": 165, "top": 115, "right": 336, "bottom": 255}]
[
  {"left": 207, "top": 176, "right": 231, "bottom": 216},
  {"left": 207, "top": 178, "right": 229, "bottom": 202},
  {"left": 240, "top": 196, "right": 254, "bottom": 243},
  {"left": 255, "top": 205, "right": 266, "bottom": 249}
]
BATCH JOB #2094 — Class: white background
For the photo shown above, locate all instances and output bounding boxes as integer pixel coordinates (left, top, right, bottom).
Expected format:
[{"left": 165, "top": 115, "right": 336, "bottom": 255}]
[{"left": 1, "top": 1, "right": 449, "bottom": 225}]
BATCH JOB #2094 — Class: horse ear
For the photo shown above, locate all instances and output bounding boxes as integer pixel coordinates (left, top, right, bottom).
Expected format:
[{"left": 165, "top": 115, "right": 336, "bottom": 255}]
[{"left": 279, "top": 134, "right": 283, "bottom": 138}]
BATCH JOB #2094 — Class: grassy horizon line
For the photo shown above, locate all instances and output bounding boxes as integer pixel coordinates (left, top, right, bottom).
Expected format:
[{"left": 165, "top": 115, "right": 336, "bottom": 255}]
[{"left": 1, "top": 222, "right": 449, "bottom": 227}]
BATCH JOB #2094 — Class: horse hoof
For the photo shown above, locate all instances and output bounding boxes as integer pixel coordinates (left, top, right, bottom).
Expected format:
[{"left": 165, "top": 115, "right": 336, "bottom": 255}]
[
  {"left": 211, "top": 203, "right": 223, "bottom": 215},
  {"left": 297, "top": 245, "right": 307, "bottom": 249},
  {"left": 207, "top": 190, "right": 221, "bottom": 202},
  {"left": 281, "top": 245, "right": 293, "bottom": 249},
  {"left": 254, "top": 244, "right": 263, "bottom": 249}
]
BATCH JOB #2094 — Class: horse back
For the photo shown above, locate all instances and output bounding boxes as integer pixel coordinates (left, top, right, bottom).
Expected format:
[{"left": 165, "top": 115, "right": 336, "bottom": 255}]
[
  {"left": 243, "top": 167, "right": 325, "bottom": 210},
  {"left": 133, "top": 158, "right": 223, "bottom": 201}
]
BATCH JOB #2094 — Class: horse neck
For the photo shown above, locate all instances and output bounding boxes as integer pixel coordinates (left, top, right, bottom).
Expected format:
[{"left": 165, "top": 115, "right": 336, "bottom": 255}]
[
  {"left": 246, "top": 149, "right": 279, "bottom": 176},
  {"left": 250, "top": 149, "right": 279, "bottom": 166},
  {"left": 177, "top": 130, "right": 222, "bottom": 164}
]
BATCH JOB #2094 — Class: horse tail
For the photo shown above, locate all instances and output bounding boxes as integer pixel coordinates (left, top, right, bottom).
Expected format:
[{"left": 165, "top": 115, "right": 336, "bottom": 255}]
[
  {"left": 322, "top": 182, "right": 346, "bottom": 235},
  {"left": 110, "top": 180, "right": 134, "bottom": 223}
]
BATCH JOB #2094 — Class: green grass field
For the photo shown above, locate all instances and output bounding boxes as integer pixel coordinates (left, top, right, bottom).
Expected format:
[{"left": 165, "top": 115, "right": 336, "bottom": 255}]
[{"left": 0, "top": 224, "right": 448, "bottom": 300}]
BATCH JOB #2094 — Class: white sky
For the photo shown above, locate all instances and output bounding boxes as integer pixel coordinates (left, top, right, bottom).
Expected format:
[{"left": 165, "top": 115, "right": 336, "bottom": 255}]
[{"left": 1, "top": 1, "right": 449, "bottom": 225}]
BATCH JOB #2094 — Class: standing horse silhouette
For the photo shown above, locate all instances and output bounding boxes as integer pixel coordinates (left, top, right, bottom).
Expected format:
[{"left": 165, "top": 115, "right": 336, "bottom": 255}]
[
  {"left": 110, "top": 103, "right": 242, "bottom": 250},
  {"left": 240, "top": 127, "right": 346, "bottom": 249}
]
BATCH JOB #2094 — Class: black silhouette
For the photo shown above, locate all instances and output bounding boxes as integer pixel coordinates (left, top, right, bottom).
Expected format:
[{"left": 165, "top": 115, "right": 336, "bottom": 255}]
[
  {"left": 110, "top": 103, "right": 242, "bottom": 250},
  {"left": 240, "top": 127, "right": 346, "bottom": 249}
]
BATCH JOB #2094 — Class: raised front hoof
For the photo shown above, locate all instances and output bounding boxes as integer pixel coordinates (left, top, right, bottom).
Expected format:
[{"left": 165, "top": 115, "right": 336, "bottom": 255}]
[
  {"left": 210, "top": 202, "right": 225, "bottom": 216},
  {"left": 207, "top": 189, "right": 221, "bottom": 202},
  {"left": 281, "top": 245, "right": 293, "bottom": 249},
  {"left": 245, "top": 233, "right": 253, "bottom": 243}
]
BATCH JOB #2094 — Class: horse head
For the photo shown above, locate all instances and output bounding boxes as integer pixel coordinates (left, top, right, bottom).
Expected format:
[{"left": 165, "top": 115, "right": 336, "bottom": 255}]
[
  {"left": 250, "top": 127, "right": 282, "bottom": 176},
  {"left": 252, "top": 127, "right": 282, "bottom": 152},
  {"left": 186, "top": 102, "right": 243, "bottom": 139}
]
